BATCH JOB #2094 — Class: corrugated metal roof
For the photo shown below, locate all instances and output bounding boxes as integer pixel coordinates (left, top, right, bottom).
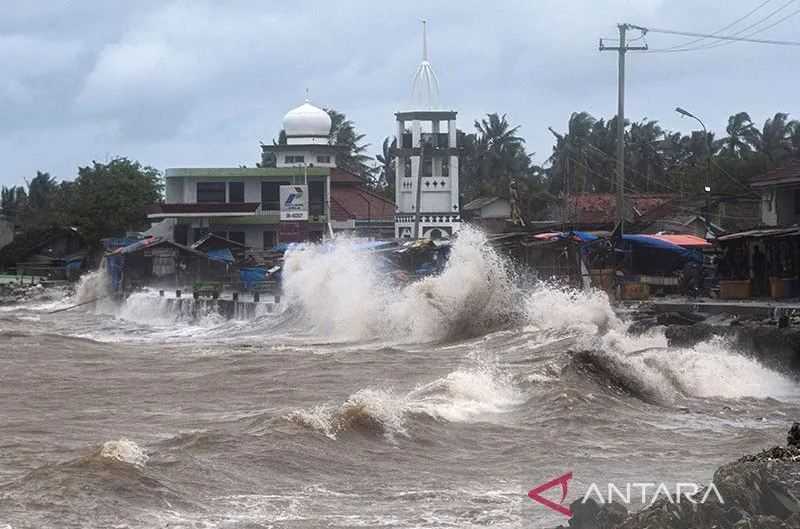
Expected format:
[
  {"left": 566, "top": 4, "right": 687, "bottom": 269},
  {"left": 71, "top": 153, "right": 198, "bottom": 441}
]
[
  {"left": 717, "top": 227, "right": 800, "bottom": 241},
  {"left": 463, "top": 196, "right": 501, "bottom": 211}
]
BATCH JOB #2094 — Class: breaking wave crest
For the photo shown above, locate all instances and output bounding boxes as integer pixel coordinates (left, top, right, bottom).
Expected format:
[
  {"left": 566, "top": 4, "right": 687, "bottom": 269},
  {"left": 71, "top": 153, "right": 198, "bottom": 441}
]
[
  {"left": 287, "top": 364, "right": 521, "bottom": 440},
  {"left": 571, "top": 334, "right": 800, "bottom": 405},
  {"left": 281, "top": 228, "right": 521, "bottom": 343},
  {"left": 95, "top": 438, "right": 149, "bottom": 468}
]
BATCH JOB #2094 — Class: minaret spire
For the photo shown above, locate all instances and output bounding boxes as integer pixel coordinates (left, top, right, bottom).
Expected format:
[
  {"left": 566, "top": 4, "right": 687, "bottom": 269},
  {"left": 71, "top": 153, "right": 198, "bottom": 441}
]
[{"left": 422, "top": 19, "right": 428, "bottom": 61}]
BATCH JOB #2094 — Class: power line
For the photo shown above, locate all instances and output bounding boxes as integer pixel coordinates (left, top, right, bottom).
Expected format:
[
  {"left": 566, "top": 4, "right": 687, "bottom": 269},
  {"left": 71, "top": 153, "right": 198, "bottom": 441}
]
[
  {"left": 689, "top": 7, "right": 800, "bottom": 51},
  {"left": 656, "top": 0, "right": 775, "bottom": 51},
  {"left": 633, "top": 18, "right": 800, "bottom": 49}
]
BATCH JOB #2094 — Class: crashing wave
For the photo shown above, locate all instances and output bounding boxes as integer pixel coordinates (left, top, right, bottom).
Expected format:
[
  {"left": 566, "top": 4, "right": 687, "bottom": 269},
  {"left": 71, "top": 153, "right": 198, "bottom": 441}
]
[
  {"left": 287, "top": 363, "right": 521, "bottom": 440},
  {"left": 281, "top": 228, "right": 521, "bottom": 343}
]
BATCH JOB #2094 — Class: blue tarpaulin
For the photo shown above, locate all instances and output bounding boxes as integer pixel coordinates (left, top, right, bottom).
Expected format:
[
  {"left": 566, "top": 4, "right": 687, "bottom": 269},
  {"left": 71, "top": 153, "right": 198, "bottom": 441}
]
[
  {"left": 207, "top": 248, "right": 234, "bottom": 264},
  {"left": 240, "top": 267, "right": 267, "bottom": 289},
  {"left": 106, "top": 255, "right": 124, "bottom": 291}
]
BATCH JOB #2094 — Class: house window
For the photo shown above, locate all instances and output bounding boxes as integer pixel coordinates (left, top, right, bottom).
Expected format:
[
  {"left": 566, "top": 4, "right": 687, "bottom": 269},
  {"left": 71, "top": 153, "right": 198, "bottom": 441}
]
[
  {"left": 263, "top": 230, "right": 277, "bottom": 249},
  {"left": 228, "top": 231, "right": 245, "bottom": 245},
  {"left": 261, "top": 181, "right": 289, "bottom": 210},
  {"left": 309, "top": 181, "right": 325, "bottom": 215},
  {"left": 285, "top": 155, "right": 305, "bottom": 164},
  {"left": 229, "top": 182, "right": 244, "bottom": 203},
  {"left": 196, "top": 182, "right": 226, "bottom": 203},
  {"left": 316, "top": 155, "right": 331, "bottom": 164},
  {"left": 441, "top": 157, "right": 449, "bottom": 177}
]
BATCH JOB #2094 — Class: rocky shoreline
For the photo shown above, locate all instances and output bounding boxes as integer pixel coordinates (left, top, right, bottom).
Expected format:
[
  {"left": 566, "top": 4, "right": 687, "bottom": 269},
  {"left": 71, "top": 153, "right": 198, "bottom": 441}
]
[
  {"left": 0, "top": 282, "right": 69, "bottom": 306},
  {"left": 552, "top": 424, "right": 800, "bottom": 529}
]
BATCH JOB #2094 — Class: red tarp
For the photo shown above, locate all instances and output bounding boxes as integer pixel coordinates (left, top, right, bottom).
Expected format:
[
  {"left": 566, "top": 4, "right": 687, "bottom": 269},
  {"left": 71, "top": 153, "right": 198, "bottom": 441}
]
[{"left": 649, "top": 234, "right": 711, "bottom": 248}]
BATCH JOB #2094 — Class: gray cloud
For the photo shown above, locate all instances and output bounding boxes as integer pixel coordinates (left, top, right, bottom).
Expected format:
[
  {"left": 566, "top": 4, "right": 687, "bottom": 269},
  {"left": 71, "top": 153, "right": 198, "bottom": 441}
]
[{"left": 0, "top": 0, "right": 797, "bottom": 186}]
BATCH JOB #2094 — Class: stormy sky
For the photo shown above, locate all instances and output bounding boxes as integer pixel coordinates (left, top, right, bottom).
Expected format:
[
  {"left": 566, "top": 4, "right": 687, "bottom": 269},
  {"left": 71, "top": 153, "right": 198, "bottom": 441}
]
[{"left": 1, "top": 0, "right": 797, "bottom": 186}]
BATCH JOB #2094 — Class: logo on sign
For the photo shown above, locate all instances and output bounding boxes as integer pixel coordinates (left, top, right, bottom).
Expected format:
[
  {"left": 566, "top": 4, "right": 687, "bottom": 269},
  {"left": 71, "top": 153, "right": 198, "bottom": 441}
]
[{"left": 280, "top": 184, "right": 308, "bottom": 221}]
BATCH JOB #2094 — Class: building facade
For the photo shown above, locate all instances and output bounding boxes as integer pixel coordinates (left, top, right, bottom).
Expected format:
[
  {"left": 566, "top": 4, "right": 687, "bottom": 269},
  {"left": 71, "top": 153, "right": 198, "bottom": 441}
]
[
  {"left": 751, "top": 159, "right": 800, "bottom": 227},
  {"left": 393, "top": 24, "right": 460, "bottom": 240},
  {"left": 148, "top": 100, "right": 395, "bottom": 249}
]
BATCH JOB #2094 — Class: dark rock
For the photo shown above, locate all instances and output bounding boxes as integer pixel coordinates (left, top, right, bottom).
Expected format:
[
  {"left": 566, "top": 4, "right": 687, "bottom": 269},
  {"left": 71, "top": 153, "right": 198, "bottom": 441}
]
[
  {"left": 568, "top": 498, "right": 600, "bottom": 528},
  {"left": 788, "top": 423, "right": 800, "bottom": 448},
  {"left": 551, "top": 425, "right": 800, "bottom": 529},
  {"left": 664, "top": 322, "right": 721, "bottom": 347}
]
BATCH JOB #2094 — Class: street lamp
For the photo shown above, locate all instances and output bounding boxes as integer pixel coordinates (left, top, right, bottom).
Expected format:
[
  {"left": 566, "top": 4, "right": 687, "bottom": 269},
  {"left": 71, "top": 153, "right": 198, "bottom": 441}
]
[{"left": 676, "top": 107, "right": 712, "bottom": 236}]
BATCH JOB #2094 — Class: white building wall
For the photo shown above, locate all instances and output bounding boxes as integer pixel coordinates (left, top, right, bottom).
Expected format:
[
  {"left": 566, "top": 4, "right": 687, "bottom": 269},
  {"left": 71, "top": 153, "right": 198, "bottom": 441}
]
[{"left": 761, "top": 190, "right": 778, "bottom": 226}]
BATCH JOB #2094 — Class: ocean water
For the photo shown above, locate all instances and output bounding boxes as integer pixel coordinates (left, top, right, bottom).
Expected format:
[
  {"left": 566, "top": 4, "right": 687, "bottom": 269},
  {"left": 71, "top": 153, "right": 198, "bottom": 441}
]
[{"left": 1, "top": 230, "right": 797, "bottom": 528}]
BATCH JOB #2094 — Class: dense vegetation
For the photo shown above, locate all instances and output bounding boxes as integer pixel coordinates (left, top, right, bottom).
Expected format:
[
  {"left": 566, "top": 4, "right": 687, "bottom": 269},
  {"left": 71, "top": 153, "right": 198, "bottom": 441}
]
[
  {"left": 1, "top": 158, "right": 163, "bottom": 248},
  {"left": 375, "top": 111, "right": 800, "bottom": 221}
]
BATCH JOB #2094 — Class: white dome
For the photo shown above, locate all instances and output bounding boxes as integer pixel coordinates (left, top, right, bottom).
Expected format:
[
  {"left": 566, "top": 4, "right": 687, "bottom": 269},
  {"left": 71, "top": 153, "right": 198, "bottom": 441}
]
[{"left": 282, "top": 101, "right": 331, "bottom": 138}]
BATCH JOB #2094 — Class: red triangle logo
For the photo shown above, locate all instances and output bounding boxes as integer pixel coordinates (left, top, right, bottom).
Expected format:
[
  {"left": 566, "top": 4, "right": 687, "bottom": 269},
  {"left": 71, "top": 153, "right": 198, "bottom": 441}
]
[{"left": 528, "top": 471, "right": 573, "bottom": 517}]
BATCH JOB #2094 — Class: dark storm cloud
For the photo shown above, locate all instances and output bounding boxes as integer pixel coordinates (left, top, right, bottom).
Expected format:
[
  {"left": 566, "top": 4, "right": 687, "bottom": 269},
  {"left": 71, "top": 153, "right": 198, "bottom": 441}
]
[{"left": 0, "top": 0, "right": 797, "bottom": 185}]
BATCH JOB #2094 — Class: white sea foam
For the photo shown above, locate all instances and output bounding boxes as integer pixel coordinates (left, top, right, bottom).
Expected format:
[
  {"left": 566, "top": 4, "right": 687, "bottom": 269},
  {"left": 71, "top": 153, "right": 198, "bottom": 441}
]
[
  {"left": 99, "top": 438, "right": 148, "bottom": 467},
  {"left": 281, "top": 228, "right": 517, "bottom": 342},
  {"left": 520, "top": 282, "right": 799, "bottom": 402},
  {"left": 74, "top": 265, "right": 111, "bottom": 304},
  {"left": 288, "top": 363, "right": 521, "bottom": 440}
]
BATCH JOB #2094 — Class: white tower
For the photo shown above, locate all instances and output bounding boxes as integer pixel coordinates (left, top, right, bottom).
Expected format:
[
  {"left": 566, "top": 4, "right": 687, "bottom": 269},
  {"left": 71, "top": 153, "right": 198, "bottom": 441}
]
[{"left": 394, "top": 21, "right": 460, "bottom": 240}]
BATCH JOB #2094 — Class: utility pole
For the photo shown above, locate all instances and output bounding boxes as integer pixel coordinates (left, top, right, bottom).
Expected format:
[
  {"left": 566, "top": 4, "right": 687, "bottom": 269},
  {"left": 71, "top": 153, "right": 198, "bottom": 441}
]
[
  {"left": 600, "top": 24, "right": 647, "bottom": 235},
  {"left": 412, "top": 142, "right": 425, "bottom": 239}
]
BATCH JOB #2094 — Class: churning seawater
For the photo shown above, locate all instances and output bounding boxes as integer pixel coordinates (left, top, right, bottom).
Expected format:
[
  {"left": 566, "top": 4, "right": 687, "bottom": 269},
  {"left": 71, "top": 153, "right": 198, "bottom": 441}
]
[{"left": 1, "top": 229, "right": 798, "bottom": 528}]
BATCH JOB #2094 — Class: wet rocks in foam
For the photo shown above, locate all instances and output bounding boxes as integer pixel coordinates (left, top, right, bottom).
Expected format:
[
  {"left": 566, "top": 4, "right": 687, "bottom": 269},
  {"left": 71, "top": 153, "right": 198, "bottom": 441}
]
[{"left": 552, "top": 424, "right": 800, "bottom": 529}]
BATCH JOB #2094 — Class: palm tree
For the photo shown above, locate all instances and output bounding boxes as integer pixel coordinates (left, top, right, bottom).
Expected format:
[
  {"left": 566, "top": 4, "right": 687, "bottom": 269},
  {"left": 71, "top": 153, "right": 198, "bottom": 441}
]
[
  {"left": 374, "top": 137, "right": 397, "bottom": 198},
  {"left": 325, "top": 108, "right": 374, "bottom": 178},
  {"left": 628, "top": 120, "right": 664, "bottom": 192},
  {"left": 548, "top": 112, "right": 597, "bottom": 193},
  {"left": 750, "top": 112, "right": 794, "bottom": 165},
  {"left": 715, "top": 112, "right": 756, "bottom": 158}
]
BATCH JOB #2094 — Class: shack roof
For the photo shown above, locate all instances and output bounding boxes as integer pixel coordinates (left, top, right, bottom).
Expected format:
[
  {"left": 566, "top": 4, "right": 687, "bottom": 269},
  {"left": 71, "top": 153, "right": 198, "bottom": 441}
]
[
  {"left": 109, "top": 236, "right": 207, "bottom": 258},
  {"left": 650, "top": 234, "right": 712, "bottom": 248},
  {"left": 463, "top": 196, "right": 503, "bottom": 211},
  {"left": 191, "top": 233, "right": 247, "bottom": 251},
  {"left": 716, "top": 227, "right": 800, "bottom": 242},
  {"left": 750, "top": 159, "right": 800, "bottom": 188}
]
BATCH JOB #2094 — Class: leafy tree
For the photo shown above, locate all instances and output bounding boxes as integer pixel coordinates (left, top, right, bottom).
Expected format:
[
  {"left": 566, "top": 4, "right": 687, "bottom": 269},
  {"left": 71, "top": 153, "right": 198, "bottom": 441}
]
[
  {"left": 0, "top": 186, "right": 26, "bottom": 223},
  {"left": 67, "top": 158, "right": 163, "bottom": 247}
]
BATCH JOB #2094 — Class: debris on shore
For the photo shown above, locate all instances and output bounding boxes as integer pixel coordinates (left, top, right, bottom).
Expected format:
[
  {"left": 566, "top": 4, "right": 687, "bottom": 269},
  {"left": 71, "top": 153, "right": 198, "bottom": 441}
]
[{"left": 552, "top": 424, "right": 800, "bottom": 529}]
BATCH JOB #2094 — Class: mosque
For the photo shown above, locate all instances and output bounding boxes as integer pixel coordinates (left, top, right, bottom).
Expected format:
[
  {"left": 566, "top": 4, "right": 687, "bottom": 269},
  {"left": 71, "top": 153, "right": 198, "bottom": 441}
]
[{"left": 148, "top": 23, "right": 459, "bottom": 247}]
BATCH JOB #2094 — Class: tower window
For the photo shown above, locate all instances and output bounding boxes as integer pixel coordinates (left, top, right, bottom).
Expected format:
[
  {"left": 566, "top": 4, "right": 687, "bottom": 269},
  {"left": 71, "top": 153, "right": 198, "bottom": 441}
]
[
  {"left": 285, "top": 155, "right": 305, "bottom": 164},
  {"left": 316, "top": 155, "right": 331, "bottom": 164}
]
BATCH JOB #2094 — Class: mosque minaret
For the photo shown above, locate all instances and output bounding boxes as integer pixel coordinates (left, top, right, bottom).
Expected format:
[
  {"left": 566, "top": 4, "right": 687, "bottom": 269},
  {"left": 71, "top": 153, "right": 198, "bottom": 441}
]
[{"left": 394, "top": 21, "right": 461, "bottom": 240}]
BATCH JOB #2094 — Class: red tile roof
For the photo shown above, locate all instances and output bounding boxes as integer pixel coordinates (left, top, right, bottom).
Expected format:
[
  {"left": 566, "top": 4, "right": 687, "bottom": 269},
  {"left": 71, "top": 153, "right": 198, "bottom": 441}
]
[
  {"left": 331, "top": 185, "right": 395, "bottom": 221},
  {"left": 568, "top": 194, "right": 674, "bottom": 225},
  {"left": 330, "top": 167, "right": 365, "bottom": 183},
  {"left": 750, "top": 159, "right": 800, "bottom": 187}
]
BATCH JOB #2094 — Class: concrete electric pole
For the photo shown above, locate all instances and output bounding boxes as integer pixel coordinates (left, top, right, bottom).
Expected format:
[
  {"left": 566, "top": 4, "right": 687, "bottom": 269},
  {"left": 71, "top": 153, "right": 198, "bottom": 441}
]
[{"left": 599, "top": 24, "right": 647, "bottom": 235}]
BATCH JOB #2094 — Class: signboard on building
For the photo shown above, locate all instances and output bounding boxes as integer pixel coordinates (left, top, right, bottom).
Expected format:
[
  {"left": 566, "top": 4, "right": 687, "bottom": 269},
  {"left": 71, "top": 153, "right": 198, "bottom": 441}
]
[{"left": 280, "top": 185, "right": 308, "bottom": 221}]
